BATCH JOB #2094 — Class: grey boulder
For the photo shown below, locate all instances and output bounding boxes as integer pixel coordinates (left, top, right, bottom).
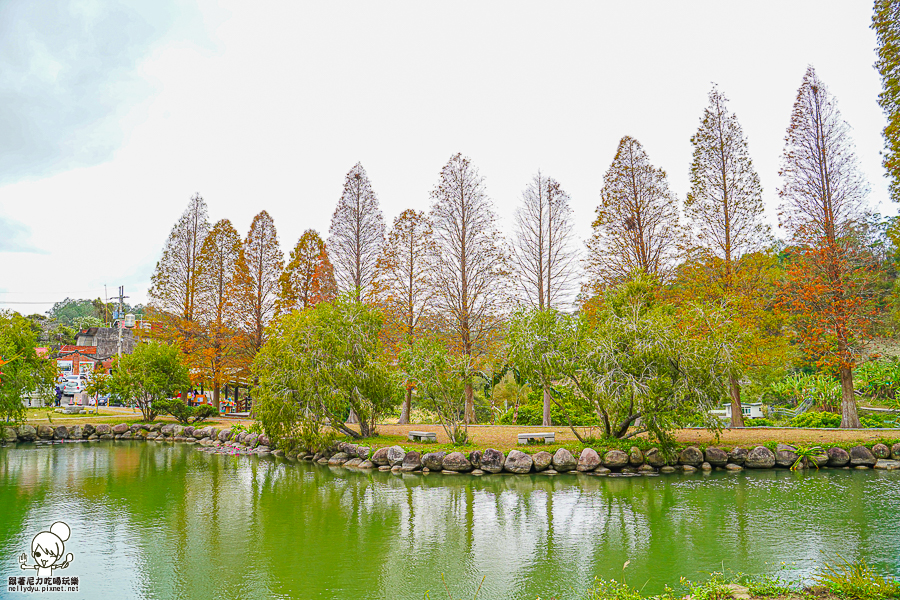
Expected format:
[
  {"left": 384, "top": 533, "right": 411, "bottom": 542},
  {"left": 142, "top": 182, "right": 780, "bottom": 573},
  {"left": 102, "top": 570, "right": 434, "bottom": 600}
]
[
  {"left": 704, "top": 447, "right": 728, "bottom": 467},
  {"left": 532, "top": 451, "right": 553, "bottom": 472},
  {"left": 577, "top": 448, "right": 601, "bottom": 472},
  {"left": 603, "top": 450, "right": 629, "bottom": 469},
  {"left": 678, "top": 446, "right": 704, "bottom": 466},
  {"left": 480, "top": 449, "right": 505, "bottom": 473},
  {"left": 401, "top": 451, "right": 423, "bottom": 471},
  {"left": 775, "top": 444, "right": 798, "bottom": 468},
  {"left": 552, "top": 448, "right": 577, "bottom": 472},
  {"left": 422, "top": 451, "right": 446, "bottom": 471},
  {"left": 371, "top": 447, "right": 390, "bottom": 466},
  {"left": 17, "top": 425, "right": 36, "bottom": 441},
  {"left": 826, "top": 447, "right": 850, "bottom": 467},
  {"left": 504, "top": 450, "right": 534, "bottom": 474},
  {"left": 442, "top": 452, "right": 472, "bottom": 472},
  {"left": 644, "top": 448, "right": 666, "bottom": 467},
  {"left": 745, "top": 446, "right": 776, "bottom": 469},
  {"left": 727, "top": 447, "right": 748, "bottom": 465},
  {"left": 849, "top": 446, "right": 876, "bottom": 467}
]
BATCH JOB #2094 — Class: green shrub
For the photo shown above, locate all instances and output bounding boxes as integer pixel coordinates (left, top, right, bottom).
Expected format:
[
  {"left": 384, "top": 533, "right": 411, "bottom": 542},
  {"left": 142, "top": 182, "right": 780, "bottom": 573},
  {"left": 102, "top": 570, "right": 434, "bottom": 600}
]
[
  {"left": 154, "top": 398, "right": 218, "bottom": 425},
  {"left": 584, "top": 578, "right": 645, "bottom": 600},
  {"left": 745, "top": 418, "right": 776, "bottom": 427},
  {"left": 790, "top": 411, "right": 841, "bottom": 428}
]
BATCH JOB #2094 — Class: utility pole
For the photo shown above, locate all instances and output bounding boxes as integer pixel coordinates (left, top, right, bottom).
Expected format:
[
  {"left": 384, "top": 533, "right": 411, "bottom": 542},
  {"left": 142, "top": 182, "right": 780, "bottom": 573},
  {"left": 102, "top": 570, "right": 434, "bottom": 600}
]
[{"left": 116, "top": 286, "right": 129, "bottom": 359}]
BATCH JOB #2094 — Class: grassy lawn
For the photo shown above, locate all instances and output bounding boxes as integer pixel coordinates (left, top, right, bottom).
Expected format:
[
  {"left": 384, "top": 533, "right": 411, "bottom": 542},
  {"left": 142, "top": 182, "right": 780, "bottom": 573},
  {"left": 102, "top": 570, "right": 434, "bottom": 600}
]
[
  {"left": 342, "top": 424, "right": 900, "bottom": 454},
  {"left": 19, "top": 407, "right": 239, "bottom": 428}
]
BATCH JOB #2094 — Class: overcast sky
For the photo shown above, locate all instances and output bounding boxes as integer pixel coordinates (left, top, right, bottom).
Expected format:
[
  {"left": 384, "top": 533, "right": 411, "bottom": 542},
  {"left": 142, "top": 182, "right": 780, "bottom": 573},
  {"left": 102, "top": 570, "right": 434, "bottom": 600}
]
[{"left": 0, "top": 1, "right": 892, "bottom": 314}]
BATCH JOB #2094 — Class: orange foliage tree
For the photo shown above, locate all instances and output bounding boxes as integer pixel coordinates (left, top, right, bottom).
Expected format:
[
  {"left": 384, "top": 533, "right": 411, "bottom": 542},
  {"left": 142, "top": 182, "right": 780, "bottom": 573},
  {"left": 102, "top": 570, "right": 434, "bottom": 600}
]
[
  {"left": 234, "top": 211, "right": 284, "bottom": 380},
  {"left": 778, "top": 66, "right": 875, "bottom": 428},
  {"left": 279, "top": 229, "right": 337, "bottom": 312},
  {"left": 147, "top": 193, "right": 210, "bottom": 386},
  {"left": 196, "top": 219, "right": 242, "bottom": 408}
]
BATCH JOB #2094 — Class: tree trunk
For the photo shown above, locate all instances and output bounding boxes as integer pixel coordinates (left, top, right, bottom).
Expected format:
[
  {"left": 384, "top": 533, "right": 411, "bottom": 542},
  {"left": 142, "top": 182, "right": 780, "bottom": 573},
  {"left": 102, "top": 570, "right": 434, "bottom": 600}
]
[
  {"left": 542, "top": 386, "right": 552, "bottom": 427},
  {"left": 839, "top": 365, "right": 860, "bottom": 428},
  {"left": 398, "top": 388, "right": 411, "bottom": 425},
  {"left": 464, "top": 382, "right": 476, "bottom": 424},
  {"left": 213, "top": 386, "right": 220, "bottom": 411},
  {"left": 347, "top": 407, "right": 359, "bottom": 424},
  {"left": 729, "top": 374, "right": 745, "bottom": 428}
]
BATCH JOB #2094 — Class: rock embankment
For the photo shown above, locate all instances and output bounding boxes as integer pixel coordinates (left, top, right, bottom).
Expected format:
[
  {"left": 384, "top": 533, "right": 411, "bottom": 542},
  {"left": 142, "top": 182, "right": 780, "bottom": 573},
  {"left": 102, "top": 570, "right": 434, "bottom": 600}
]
[{"left": 3, "top": 425, "right": 900, "bottom": 476}]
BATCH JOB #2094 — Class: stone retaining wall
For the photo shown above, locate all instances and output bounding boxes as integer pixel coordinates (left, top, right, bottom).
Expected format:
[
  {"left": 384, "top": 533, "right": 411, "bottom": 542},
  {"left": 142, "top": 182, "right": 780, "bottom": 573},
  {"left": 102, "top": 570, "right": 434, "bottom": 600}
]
[{"left": 4, "top": 424, "right": 900, "bottom": 475}]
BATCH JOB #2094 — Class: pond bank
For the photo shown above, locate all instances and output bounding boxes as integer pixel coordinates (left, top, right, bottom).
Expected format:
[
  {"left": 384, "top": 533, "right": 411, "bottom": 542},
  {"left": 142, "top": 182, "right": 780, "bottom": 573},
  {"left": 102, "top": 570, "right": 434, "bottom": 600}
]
[{"left": 5, "top": 422, "right": 900, "bottom": 475}]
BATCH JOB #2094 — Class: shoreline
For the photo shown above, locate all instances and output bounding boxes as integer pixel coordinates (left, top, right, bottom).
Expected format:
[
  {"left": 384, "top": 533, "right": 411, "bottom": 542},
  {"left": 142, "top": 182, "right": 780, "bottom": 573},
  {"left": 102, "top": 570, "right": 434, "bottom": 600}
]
[{"left": 5, "top": 422, "right": 900, "bottom": 477}]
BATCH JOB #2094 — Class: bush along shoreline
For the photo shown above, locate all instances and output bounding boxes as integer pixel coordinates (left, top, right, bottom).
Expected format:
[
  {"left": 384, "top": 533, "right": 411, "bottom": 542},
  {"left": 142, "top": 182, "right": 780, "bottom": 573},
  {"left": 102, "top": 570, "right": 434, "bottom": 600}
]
[{"left": 4, "top": 423, "right": 900, "bottom": 475}]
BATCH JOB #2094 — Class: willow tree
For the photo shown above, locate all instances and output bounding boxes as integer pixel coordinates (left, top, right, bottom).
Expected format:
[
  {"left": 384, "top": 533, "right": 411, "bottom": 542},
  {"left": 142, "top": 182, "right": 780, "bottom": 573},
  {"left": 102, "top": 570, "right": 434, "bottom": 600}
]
[
  {"left": 235, "top": 210, "right": 284, "bottom": 375},
  {"left": 511, "top": 171, "right": 578, "bottom": 425},
  {"left": 254, "top": 296, "right": 397, "bottom": 440},
  {"left": 584, "top": 137, "right": 680, "bottom": 290},
  {"left": 196, "top": 219, "right": 242, "bottom": 408},
  {"left": 373, "top": 209, "right": 437, "bottom": 424},
  {"left": 873, "top": 0, "right": 900, "bottom": 201},
  {"left": 328, "top": 163, "right": 385, "bottom": 302},
  {"left": 778, "top": 66, "right": 874, "bottom": 429},
  {"left": 430, "top": 153, "right": 509, "bottom": 424},
  {"left": 684, "top": 85, "right": 770, "bottom": 427},
  {"left": 148, "top": 193, "right": 210, "bottom": 358},
  {"left": 279, "top": 229, "right": 336, "bottom": 313}
]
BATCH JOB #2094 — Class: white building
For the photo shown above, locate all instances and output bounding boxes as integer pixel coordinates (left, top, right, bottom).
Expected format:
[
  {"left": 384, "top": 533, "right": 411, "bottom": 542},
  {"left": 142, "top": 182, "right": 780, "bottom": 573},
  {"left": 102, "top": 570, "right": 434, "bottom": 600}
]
[{"left": 723, "top": 402, "right": 765, "bottom": 420}]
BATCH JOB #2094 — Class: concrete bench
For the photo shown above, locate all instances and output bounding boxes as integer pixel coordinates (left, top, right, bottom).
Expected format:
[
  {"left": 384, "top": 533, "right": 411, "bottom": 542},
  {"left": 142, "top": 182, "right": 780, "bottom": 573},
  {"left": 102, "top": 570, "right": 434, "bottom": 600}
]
[
  {"left": 408, "top": 430, "right": 437, "bottom": 442},
  {"left": 517, "top": 432, "right": 555, "bottom": 444}
]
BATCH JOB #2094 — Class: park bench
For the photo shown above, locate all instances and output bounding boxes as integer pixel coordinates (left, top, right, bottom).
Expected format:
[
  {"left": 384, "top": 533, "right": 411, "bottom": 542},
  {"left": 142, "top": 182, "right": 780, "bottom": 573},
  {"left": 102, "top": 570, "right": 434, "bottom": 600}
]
[
  {"left": 408, "top": 430, "right": 437, "bottom": 442},
  {"left": 517, "top": 432, "right": 555, "bottom": 444}
]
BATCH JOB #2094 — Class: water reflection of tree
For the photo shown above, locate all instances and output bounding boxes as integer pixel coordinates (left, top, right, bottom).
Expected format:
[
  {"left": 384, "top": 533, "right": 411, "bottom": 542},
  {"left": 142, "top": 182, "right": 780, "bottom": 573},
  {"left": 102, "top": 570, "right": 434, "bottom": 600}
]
[{"left": 4, "top": 446, "right": 900, "bottom": 599}]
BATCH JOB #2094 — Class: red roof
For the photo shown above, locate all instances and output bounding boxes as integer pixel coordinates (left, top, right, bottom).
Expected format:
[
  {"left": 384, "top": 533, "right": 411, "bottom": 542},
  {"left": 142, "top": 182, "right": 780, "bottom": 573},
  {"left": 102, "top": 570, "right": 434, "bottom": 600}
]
[
  {"left": 60, "top": 345, "right": 97, "bottom": 354},
  {"left": 35, "top": 347, "right": 50, "bottom": 358}
]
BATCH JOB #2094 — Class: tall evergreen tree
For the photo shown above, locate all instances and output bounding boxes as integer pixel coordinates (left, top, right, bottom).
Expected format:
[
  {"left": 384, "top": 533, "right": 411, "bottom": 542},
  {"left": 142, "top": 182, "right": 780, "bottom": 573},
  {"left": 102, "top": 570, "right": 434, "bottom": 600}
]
[
  {"left": 148, "top": 193, "right": 210, "bottom": 322},
  {"left": 778, "top": 66, "right": 874, "bottom": 429},
  {"left": 873, "top": 0, "right": 900, "bottom": 201},
  {"left": 279, "top": 229, "right": 334, "bottom": 312},
  {"left": 584, "top": 137, "right": 680, "bottom": 290},
  {"left": 686, "top": 85, "right": 769, "bottom": 427},
  {"left": 328, "top": 163, "right": 385, "bottom": 302},
  {"left": 430, "top": 153, "right": 509, "bottom": 424},
  {"left": 147, "top": 193, "right": 210, "bottom": 375},
  {"left": 197, "top": 219, "right": 242, "bottom": 408}
]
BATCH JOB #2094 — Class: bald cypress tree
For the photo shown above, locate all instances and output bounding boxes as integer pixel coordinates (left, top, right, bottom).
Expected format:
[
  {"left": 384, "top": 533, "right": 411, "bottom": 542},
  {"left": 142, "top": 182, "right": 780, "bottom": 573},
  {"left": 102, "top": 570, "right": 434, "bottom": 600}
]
[
  {"left": 686, "top": 85, "right": 768, "bottom": 427},
  {"left": 778, "top": 66, "right": 873, "bottom": 429},
  {"left": 235, "top": 210, "right": 284, "bottom": 374},
  {"left": 585, "top": 137, "right": 680, "bottom": 290},
  {"left": 328, "top": 163, "right": 385, "bottom": 302}
]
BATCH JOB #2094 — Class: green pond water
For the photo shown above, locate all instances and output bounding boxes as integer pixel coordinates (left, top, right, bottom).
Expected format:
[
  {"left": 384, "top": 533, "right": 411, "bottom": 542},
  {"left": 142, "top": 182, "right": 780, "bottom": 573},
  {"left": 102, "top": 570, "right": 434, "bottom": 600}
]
[{"left": 1, "top": 442, "right": 899, "bottom": 600}]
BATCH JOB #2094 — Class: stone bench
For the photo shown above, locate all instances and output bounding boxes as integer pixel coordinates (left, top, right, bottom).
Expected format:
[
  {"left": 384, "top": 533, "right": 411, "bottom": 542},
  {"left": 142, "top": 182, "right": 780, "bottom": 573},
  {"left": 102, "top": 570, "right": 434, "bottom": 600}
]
[
  {"left": 408, "top": 430, "right": 437, "bottom": 443},
  {"left": 517, "top": 432, "right": 555, "bottom": 444}
]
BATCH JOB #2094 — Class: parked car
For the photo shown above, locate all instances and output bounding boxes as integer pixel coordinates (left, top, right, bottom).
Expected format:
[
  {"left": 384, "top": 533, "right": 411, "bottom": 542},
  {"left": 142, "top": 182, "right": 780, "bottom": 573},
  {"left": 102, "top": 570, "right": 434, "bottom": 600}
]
[{"left": 62, "top": 375, "right": 87, "bottom": 396}]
